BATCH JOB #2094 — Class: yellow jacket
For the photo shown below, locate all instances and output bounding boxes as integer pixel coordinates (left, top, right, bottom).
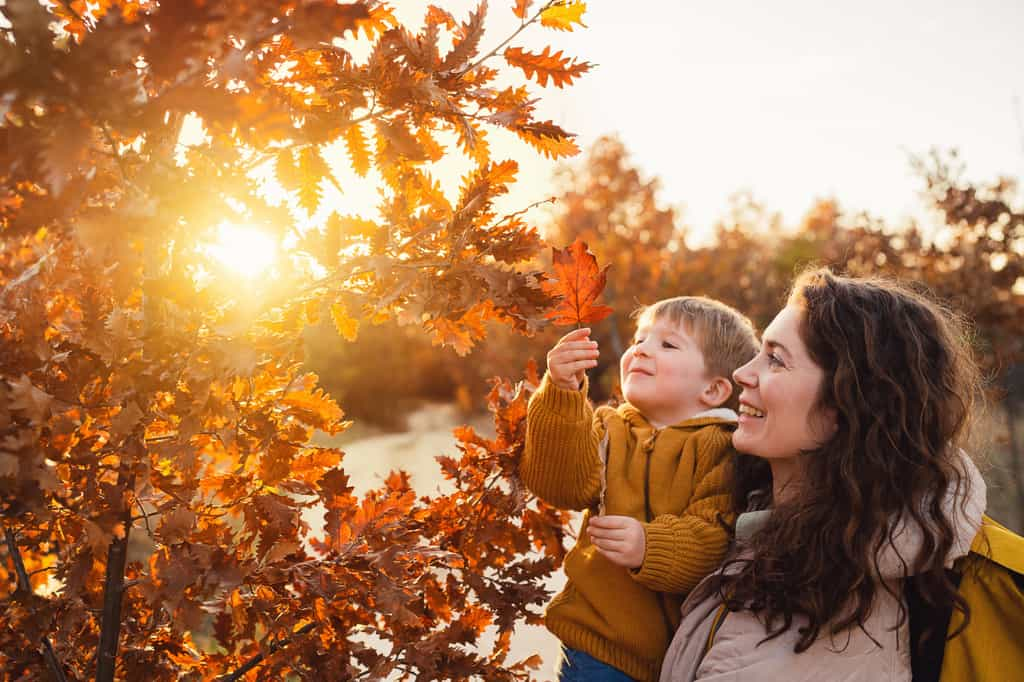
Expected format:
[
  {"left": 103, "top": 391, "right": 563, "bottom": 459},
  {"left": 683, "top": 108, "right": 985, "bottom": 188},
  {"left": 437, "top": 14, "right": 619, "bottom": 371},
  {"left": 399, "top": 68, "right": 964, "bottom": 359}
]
[
  {"left": 938, "top": 515, "right": 1024, "bottom": 682},
  {"left": 520, "top": 373, "right": 737, "bottom": 682}
]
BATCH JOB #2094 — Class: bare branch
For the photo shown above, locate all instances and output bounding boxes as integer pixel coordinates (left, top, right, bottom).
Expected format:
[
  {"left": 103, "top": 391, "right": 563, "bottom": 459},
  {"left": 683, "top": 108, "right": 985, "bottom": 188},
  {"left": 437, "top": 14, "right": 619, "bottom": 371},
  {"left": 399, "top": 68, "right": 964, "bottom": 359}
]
[
  {"left": 218, "top": 621, "right": 317, "bottom": 681},
  {"left": 3, "top": 527, "right": 69, "bottom": 682}
]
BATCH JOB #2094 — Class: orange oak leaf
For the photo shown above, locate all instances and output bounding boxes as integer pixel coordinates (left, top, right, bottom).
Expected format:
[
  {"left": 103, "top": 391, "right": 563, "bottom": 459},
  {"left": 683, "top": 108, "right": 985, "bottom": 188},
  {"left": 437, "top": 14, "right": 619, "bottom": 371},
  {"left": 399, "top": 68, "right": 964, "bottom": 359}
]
[
  {"left": 514, "top": 120, "right": 579, "bottom": 159},
  {"left": 504, "top": 46, "right": 592, "bottom": 88},
  {"left": 342, "top": 122, "right": 371, "bottom": 176},
  {"left": 541, "top": 237, "right": 613, "bottom": 326},
  {"left": 425, "top": 5, "right": 458, "bottom": 29},
  {"left": 512, "top": 0, "right": 532, "bottom": 20},
  {"left": 425, "top": 302, "right": 492, "bottom": 356}
]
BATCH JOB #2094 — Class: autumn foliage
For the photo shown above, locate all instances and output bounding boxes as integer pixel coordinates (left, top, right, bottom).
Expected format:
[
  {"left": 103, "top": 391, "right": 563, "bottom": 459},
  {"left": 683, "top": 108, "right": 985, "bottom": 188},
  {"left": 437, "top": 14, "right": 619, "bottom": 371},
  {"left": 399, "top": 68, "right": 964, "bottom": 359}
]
[
  {"left": 541, "top": 238, "right": 613, "bottom": 327},
  {"left": 0, "top": 0, "right": 595, "bottom": 679}
]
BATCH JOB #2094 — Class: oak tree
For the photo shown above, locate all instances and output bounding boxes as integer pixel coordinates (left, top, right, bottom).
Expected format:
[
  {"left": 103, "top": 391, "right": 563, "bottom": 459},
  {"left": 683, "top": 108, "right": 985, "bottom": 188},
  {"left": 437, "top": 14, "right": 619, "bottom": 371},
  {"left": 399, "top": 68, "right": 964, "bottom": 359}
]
[{"left": 0, "top": 0, "right": 592, "bottom": 679}]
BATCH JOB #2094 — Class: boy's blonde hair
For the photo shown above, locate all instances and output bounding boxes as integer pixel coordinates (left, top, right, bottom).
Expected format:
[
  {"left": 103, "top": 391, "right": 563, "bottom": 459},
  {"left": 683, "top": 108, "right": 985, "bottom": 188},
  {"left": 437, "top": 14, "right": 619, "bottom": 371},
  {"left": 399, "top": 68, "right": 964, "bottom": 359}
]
[{"left": 632, "top": 296, "right": 759, "bottom": 411}]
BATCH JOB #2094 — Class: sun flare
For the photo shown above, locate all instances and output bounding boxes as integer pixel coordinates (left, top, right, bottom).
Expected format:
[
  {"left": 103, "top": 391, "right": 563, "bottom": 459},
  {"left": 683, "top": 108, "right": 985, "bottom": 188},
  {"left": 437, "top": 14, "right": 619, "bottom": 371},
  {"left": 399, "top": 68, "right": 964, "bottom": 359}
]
[{"left": 204, "top": 222, "right": 279, "bottom": 279}]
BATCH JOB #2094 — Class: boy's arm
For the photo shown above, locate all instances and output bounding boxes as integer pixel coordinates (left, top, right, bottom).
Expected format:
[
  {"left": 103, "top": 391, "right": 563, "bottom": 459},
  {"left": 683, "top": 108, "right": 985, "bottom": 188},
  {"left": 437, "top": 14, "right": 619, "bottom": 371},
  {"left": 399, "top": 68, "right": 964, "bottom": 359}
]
[
  {"left": 519, "top": 372, "right": 604, "bottom": 510},
  {"left": 631, "top": 431, "right": 735, "bottom": 594}
]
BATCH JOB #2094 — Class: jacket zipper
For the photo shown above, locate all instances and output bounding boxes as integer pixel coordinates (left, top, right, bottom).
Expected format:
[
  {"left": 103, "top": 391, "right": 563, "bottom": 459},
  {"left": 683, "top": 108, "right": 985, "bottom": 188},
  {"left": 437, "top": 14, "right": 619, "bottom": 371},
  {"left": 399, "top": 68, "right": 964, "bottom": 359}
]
[
  {"left": 643, "top": 437, "right": 654, "bottom": 522},
  {"left": 643, "top": 428, "right": 675, "bottom": 640}
]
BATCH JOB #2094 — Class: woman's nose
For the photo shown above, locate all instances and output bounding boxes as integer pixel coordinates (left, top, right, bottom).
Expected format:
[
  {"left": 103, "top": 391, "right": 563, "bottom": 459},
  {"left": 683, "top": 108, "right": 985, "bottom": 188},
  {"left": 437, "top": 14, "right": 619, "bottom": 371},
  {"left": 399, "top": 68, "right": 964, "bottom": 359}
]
[{"left": 733, "top": 358, "right": 756, "bottom": 387}]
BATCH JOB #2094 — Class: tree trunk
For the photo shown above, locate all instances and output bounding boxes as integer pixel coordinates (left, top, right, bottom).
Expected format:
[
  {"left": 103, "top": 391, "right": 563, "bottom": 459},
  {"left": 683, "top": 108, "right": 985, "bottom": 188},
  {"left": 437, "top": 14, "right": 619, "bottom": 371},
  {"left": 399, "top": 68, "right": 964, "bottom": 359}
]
[{"left": 95, "top": 469, "right": 135, "bottom": 682}]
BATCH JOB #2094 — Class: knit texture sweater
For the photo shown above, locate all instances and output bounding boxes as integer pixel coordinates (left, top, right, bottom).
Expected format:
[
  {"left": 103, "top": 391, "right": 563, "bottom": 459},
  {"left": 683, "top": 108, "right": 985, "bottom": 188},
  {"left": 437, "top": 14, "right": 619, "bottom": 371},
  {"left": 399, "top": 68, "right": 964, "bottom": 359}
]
[{"left": 520, "top": 373, "right": 737, "bottom": 682}]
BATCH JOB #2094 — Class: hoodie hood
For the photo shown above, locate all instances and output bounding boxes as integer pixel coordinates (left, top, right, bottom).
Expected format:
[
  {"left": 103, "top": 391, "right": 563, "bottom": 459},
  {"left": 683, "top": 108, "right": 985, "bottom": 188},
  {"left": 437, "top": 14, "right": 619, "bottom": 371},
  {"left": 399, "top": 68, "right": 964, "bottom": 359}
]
[
  {"left": 876, "top": 450, "right": 986, "bottom": 579},
  {"left": 618, "top": 403, "right": 738, "bottom": 430}
]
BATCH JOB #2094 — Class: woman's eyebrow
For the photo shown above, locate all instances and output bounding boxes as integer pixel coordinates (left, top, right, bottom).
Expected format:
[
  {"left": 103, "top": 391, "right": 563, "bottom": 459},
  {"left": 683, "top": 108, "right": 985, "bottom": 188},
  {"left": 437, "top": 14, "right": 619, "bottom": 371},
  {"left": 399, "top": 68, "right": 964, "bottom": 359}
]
[{"left": 764, "top": 339, "right": 791, "bottom": 357}]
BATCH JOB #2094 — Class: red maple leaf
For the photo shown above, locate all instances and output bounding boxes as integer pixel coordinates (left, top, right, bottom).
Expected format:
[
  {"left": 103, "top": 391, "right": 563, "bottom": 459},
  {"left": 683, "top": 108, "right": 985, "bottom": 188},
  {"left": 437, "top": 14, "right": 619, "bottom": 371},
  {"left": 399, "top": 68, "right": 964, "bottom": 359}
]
[{"left": 541, "top": 237, "right": 613, "bottom": 326}]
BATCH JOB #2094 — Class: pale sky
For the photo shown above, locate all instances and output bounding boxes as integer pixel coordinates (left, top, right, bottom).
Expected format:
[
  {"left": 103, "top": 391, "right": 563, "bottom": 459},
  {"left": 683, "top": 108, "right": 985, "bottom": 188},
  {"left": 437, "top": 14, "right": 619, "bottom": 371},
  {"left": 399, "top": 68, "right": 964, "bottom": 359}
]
[{"left": 390, "top": 0, "right": 1024, "bottom": 243}]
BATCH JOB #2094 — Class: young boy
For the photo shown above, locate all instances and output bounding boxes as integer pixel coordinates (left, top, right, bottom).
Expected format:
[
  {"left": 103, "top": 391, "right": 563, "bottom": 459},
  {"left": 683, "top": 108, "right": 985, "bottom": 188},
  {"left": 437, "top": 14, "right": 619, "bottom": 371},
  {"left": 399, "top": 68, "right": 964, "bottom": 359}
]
[{"left": 520, "top": 296, "right": 759, "bottom": 682}]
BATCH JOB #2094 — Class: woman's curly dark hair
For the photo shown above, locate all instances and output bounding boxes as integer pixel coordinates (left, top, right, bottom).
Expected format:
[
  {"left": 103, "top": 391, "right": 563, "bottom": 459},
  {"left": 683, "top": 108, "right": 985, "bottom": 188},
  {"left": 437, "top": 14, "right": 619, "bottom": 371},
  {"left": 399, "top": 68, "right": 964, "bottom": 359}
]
[{"left": 712, "top": 267, "right": 983, "bottom": 653}]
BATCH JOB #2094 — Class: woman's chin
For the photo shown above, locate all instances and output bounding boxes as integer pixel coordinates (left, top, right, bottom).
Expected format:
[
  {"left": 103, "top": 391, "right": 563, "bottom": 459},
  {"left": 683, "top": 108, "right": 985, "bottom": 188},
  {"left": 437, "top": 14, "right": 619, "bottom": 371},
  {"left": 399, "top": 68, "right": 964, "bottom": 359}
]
[{"left": 732, "top": 429, "right": 762, "bottom": 456}]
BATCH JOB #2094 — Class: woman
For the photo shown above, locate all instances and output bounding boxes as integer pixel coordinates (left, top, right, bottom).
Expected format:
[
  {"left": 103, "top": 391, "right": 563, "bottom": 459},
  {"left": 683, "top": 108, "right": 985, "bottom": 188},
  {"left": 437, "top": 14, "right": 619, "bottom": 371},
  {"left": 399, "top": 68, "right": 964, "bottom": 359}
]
[{"left": 660, "top": 268, "right": 987, "bottom": 681}]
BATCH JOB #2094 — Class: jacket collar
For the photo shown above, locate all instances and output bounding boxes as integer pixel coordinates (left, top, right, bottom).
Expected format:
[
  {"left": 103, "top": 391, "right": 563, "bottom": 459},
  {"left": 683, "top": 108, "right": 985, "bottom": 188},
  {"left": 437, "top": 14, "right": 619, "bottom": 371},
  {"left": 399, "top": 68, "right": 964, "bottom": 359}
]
[{"left": 618, "top": 403, "right": 738, "bottom": 429}]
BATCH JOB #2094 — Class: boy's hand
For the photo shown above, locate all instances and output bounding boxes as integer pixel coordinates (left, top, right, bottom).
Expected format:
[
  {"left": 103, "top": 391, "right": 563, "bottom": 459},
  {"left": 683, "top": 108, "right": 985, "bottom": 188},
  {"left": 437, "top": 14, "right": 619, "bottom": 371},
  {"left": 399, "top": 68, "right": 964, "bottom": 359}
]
[
  {"left": 547, "top": 328, "right": 599, "bottom": 391},
  {"left": 587, "top": 515, "right": 645, "bottom": 569}
]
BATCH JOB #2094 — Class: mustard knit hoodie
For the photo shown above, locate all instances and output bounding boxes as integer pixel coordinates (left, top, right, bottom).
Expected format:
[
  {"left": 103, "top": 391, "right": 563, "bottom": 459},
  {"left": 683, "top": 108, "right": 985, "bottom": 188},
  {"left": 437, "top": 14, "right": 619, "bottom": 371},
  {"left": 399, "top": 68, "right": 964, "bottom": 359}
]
[{"left": 520, "top": 373, "right": 736, "bottom": 682}]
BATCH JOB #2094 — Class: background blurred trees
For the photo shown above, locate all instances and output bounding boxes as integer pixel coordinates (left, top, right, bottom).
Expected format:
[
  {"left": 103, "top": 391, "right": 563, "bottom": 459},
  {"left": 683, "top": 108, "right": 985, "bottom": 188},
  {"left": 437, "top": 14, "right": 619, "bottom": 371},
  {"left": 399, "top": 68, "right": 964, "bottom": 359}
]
[{"left": 309, "top": 136, "right": 1024, "bottom": 529}]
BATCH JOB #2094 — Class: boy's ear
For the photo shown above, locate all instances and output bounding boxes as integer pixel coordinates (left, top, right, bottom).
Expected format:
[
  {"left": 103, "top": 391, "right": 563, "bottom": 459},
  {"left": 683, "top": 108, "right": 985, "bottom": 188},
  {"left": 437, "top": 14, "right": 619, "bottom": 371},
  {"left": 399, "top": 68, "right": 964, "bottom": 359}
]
[{"left": 701, "top": 377, "right": 733, "bottom": 408}]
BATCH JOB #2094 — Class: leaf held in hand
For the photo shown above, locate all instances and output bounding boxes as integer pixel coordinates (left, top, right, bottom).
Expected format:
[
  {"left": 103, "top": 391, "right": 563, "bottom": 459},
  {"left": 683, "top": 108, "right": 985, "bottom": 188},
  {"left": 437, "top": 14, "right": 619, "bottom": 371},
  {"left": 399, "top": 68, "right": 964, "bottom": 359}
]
[{"left": 541, "top": 237, "right": 613, "bottom": 326}]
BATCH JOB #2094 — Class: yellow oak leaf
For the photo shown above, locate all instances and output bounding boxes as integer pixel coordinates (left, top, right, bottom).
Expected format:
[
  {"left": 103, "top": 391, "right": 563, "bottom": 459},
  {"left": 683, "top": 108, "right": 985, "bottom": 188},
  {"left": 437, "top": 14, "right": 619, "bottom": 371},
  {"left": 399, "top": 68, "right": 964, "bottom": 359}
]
[
  {"left": 540, "top": 1, "right": 586, "bottom": 31},
  {"left": 331, "top": 301, "right": 360, "bottom": 342}
]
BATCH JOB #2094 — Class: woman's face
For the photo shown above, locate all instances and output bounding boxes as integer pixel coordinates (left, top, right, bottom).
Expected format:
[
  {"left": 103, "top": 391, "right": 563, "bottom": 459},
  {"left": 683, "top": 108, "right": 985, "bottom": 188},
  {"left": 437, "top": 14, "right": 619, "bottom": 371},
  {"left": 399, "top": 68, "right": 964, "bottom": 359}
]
[{"left": 732, "top": 305, "right": 836, "bottom": 462}]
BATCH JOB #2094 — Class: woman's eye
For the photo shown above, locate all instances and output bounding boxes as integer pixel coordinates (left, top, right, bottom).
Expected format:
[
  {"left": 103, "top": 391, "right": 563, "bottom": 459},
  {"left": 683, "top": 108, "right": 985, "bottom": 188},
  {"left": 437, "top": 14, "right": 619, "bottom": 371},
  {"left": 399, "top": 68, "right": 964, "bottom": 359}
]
[{"left": 767, "top": 353, "right": 784, "bottom": 367}]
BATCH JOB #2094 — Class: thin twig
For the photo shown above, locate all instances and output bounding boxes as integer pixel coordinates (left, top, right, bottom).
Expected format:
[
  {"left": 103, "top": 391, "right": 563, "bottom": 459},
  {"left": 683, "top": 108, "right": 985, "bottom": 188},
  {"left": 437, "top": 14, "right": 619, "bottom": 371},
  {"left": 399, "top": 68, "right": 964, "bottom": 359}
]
[
  {"left": 27, "top": 566, "right": 57, "bottom": 577},
  {"left": 144, "top": 430, "right": 221, "bottom": 444},
  {"left": 3, "top": 527, "right": 69, "bottom": 682},
  {"left": 218, "top": 621, "right": 317, "bottom": 681},
  {"left": 487, "top": 196, "right": 556, "bottom": 232},
  {"left": 132, "top": 495, "right": 153, "bottom": 538},
  {"left": 456, "top": 1, "right": 556, "bottom": 77}
]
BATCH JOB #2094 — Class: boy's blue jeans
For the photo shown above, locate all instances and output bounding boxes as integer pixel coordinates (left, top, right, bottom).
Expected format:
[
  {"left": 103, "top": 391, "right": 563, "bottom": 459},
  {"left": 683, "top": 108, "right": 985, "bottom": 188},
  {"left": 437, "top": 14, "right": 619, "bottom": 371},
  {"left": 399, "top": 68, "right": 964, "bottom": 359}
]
[{"left": 556, "top": 646, "right": 637, "bottom": 681}]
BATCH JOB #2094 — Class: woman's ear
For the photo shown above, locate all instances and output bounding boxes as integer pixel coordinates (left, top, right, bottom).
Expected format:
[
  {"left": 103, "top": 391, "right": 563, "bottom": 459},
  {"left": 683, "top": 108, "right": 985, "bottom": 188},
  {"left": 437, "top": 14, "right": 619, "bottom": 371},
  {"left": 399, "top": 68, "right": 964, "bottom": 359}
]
[{"left": 701, "top": 377, "right": 734, "bottom": 408}]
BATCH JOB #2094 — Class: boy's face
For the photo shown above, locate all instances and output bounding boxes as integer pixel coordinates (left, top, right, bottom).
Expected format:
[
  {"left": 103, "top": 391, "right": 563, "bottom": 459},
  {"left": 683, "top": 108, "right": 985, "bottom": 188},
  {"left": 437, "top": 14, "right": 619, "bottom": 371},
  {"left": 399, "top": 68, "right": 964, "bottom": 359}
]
[{"left": 620, "top": 315, "right": 718, "bottom": 427}]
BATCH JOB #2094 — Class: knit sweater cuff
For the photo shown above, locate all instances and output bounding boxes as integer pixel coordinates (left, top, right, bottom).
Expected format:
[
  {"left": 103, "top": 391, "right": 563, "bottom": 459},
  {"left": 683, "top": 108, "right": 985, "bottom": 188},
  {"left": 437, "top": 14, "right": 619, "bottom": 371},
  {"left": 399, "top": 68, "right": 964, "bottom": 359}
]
[
  {"left": 533, "top": 372, "right": 591, "bottom": 422},
  {"left": 633, "top": 521, "right": 683, "bottom": 589}
]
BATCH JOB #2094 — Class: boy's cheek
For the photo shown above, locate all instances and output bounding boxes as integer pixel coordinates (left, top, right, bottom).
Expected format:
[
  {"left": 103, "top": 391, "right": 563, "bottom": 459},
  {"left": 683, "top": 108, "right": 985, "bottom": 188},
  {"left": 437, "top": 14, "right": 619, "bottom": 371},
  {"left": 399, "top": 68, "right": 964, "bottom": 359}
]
[
  {"left": 621, "top": 379, "right": 641, "bottom": 405},
  {"left": 619, "top": 349, "right": 635, "bottom": 376}
]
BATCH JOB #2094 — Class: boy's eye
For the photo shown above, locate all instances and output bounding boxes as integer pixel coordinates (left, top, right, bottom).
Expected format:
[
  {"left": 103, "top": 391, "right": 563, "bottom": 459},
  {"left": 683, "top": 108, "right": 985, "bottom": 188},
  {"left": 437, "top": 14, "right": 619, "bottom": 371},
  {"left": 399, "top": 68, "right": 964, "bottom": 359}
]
[
  {"left": 632, "top": 337, "right": 645, "bottom": 346},
  {"left": 662, "top": 341, "right": 677, "bottom": 349}
]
